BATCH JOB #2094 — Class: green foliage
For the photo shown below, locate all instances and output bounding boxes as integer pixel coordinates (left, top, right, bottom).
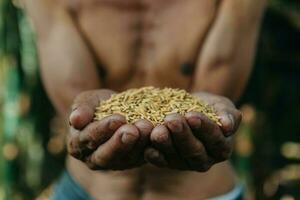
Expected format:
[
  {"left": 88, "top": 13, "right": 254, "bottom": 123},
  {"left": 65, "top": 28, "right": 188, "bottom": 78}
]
[{"left": 1, "top": 1, "right": 64, "bottom": 199}]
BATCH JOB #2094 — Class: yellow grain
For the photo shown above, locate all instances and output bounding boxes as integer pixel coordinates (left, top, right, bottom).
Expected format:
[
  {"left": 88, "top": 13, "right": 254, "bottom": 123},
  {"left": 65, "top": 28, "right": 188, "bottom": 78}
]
[{"left": 95, "top": 87, "right": 220, "bottom": 126}]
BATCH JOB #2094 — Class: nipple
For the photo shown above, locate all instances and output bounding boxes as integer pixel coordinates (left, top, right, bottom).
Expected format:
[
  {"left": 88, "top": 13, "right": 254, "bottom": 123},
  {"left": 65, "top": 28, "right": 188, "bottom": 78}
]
[{"left": 180, "top": 63, "right": 195, "bottom": 76}]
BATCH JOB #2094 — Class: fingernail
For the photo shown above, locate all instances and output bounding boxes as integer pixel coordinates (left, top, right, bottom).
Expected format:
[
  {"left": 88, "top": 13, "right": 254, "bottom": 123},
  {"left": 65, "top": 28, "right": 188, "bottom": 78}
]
[
  {"left": 169, "top": 120, "right": 183, "bottom": 132},
  {"left": 108, "top": 119, "right": 118, "bottom": 130},
  {"left": 153, "top": 132, "right": 168, "bottom": 144},
  {"left": 121, "top": 132, "right": 138, "bottom": 145},
  {"left": 188, "top": 116, "right": 201, "bottom": 129},
  {"left": 70, "top": 109, "right": 79, "bottom": 121},
  {"left": 222, "top": 114, "right": 234, "bottom": 137},
  {"left": 70, "top": 109, "right": 83, "bottom": 130}
]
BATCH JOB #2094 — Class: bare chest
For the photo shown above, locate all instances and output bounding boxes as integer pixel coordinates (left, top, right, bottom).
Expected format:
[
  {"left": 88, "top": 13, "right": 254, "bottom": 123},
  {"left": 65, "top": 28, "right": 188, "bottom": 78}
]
[{"left": 63, "top": 0, "right": 217, "bottom": 91}]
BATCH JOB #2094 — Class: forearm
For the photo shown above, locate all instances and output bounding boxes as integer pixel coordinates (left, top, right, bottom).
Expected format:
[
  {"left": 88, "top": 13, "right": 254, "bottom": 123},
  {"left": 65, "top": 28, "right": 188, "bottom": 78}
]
[{"left": 191, "top": 0, "right": 267, "bottom": 102}]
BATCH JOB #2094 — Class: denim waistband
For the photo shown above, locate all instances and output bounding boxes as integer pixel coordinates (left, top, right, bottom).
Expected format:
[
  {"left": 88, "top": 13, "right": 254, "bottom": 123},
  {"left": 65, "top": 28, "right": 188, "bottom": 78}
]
[
  {"left": 53, "top": 171, "right": 243, "bottom": 200},
  {"left": 207, "top": 184, "right": 244, "bottom": 200},
  {"left": 52, "top": 171, "right": 92, "bottom": 200}
]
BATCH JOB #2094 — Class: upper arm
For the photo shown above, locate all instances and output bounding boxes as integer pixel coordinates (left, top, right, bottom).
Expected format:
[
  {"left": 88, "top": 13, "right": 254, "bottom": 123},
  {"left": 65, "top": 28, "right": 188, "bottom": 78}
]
[
  {"left": 22, "top": 0, "right": 101, "bottom": 116},
  {"left": 190, "top": 0, "right": 267, "bottom": 101}
]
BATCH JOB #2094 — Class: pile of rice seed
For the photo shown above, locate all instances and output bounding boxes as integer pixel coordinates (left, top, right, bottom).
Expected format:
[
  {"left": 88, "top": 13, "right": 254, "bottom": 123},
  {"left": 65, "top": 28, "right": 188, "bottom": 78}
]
[{"left": 95, "top": 87, "right": 220, "bottom": 126}]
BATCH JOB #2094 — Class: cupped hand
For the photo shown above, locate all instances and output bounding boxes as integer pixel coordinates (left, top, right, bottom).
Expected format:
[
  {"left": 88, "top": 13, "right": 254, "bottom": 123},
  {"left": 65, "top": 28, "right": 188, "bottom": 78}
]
[
  {"left": 67, "top": 90, "right": 153, "bottom": 170},
  {"left": 144, "top": 92, "right": 242, "bottom": 171}
]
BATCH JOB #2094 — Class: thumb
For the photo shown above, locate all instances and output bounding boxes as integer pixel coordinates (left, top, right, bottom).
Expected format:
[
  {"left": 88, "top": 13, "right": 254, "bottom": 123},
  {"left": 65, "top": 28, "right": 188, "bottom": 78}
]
[{"left": 70, "top": 89, "right": 115, "bottom": 130}]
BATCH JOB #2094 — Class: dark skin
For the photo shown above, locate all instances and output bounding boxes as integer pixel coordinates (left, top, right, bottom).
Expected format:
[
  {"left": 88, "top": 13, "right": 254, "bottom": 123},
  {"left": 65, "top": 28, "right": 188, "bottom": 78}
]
[{"left": 68, "top": 89, "right": 241, "bottom": 171}]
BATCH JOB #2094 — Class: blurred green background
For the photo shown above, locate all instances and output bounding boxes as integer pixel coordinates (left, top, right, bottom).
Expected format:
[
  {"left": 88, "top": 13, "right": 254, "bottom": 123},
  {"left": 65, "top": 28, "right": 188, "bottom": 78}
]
[{"left": 0, "top": 0, "right": 300, "bottom": 199}]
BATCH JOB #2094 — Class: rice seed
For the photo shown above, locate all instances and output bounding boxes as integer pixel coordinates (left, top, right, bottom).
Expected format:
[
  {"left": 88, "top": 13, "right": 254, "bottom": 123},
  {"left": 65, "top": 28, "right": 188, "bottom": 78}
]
[{"left": 94, "top": 87, "right": 221, "bottom": 126}]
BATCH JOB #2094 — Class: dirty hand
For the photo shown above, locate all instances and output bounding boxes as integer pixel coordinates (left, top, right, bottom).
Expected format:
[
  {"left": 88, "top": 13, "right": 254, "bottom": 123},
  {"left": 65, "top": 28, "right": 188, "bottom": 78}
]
[
  {"left": 145, "top": 92, "right": 242, "bottom": 172},
  {"left": 67, "top": 90, "right": 153, "bottom": 170}
]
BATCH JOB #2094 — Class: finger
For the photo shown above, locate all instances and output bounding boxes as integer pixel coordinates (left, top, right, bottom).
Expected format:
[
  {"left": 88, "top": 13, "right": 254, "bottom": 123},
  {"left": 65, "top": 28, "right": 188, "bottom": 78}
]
[
  {"left": 134, "top": 119, "right": 153, "bottom": 146},
  {"left": 196, "top": 93, "right": 242, "bottom": 136},
  {"left": 67, "top": 127, "right": 85, "bottom": 160},
  {"left": 70, "top": 89, "right": 114, "bottom": 130},
  {"left": 150, "top": 125, "right": 186, "bottom": 169},
  {"left": 144, "top": 148, "right": 168, "bottom": 168},
  {"left": 69, "top": 105, "right": 95, "bottom": 131},
  {"left": 186, "top": 112, "right": 232, "bottom": 162},
  {"left": 165, "top": 114, "right": 212, "bottom": 171},
  {"left": 86, "top": 124, "right": 140, "bottom": 170},
  {"left": 117, "top": 119, "right": 154, "bottom": 166},
  {"left": 79, "top": 114, "right": 126, "bottom": 149},
  {"left": 213, "top": 104, "right": 242, "bottom": 136}
]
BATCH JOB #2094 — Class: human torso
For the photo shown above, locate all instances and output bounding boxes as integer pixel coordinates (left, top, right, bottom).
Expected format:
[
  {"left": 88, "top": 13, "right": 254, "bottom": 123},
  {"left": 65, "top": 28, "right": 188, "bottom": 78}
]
[
  {"left": 49, "top": 0, "right": 236, "bottom": 199},
  {"left": 62, "top": 0, "right": 217, "bottom": 91},
  {"left": 68, "top": 157, "right": 235, "bottom": 200}
]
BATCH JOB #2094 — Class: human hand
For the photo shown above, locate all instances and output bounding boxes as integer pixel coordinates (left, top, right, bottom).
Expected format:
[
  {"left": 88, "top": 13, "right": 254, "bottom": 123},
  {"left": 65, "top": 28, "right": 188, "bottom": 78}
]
[
  {"left": 67, "top": 90, "right": 153, "bottom": 170},
  {"left": 144, "top": 92, "right": 242, "bottom": 171}
]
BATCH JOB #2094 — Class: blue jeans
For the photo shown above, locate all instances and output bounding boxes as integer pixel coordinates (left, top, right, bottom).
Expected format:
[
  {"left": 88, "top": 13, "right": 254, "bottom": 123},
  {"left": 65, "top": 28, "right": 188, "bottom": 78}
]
[
  {"left": 208, "top": 184, "right": 244, "bottom": 200},
  {"left": 53, "top": 171, "right": 244, "bottom": 200},
  {"left": 52, "top": 171, "right": 92, "bottom": 200}
]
